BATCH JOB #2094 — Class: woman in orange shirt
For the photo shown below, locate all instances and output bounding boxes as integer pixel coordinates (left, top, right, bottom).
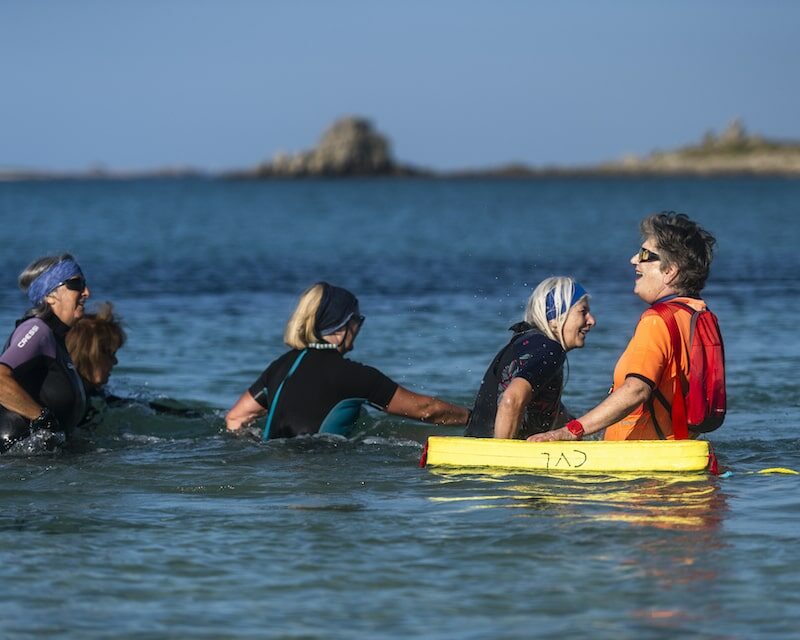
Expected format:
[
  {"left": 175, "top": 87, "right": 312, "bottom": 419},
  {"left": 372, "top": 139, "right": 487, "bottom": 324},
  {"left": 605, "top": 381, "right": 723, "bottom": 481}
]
[{"left": 529, "top": 211, "right": 718, "bottom": 442}]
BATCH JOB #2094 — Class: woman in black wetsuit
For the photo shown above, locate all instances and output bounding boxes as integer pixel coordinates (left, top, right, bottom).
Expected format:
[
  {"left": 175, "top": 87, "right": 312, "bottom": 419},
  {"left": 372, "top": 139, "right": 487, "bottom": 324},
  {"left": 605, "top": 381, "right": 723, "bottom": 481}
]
[
  {"left": 226, "top": 282, "right": 469, "bottom": 439},
  {"left": 0, "top": 253, "right": 90, "bottom": 452},
  {"left": 464, "top": 276, "right": 595, "bottom": 440}
]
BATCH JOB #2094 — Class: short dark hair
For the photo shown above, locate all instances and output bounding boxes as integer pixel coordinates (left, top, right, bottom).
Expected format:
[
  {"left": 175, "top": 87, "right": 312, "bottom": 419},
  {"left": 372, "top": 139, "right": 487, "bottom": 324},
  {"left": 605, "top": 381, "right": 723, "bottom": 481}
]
[{"left": 640, "top": 212, "right": 716, "bottom": 295}]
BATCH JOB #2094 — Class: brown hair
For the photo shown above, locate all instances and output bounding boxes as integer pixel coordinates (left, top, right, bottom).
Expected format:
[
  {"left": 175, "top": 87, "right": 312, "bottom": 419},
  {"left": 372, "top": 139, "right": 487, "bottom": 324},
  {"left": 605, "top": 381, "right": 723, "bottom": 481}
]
[
  {"left": 66, "top": 302, "right": 127, "bottom": 384},
  {"left": 640, "top": 212, "right": 717, "bottom": 295}
]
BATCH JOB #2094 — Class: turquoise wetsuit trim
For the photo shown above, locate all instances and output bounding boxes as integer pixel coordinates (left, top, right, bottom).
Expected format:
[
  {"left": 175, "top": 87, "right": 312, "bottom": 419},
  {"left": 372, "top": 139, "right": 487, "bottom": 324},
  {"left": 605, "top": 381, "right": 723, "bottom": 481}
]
[
  {"left": 263, "top": 349, "right": 309, "bottom": 441},
  {"left": 318, "top": 398, "right": 367, "bottom": 436}
]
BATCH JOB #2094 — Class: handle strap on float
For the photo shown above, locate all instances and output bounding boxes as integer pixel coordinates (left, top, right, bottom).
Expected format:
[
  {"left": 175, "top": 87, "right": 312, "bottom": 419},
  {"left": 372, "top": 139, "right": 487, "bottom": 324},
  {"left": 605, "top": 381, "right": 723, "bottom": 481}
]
[{"left": 263, "top": 349, "right": 308, "bottom": 441}]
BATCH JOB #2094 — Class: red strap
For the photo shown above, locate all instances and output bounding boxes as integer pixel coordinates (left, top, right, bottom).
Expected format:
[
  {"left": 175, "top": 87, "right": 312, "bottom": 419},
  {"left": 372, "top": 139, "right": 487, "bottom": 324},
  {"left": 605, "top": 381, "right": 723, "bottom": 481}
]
[
  {"left": 707, "top": 451, "right": 720, "bottom": 475},
  {"left": 419, "top": 440, "right": 429, "bottom": 468},
  {"left": 651, "top": 303, "right": 689, "bottom": 440}
]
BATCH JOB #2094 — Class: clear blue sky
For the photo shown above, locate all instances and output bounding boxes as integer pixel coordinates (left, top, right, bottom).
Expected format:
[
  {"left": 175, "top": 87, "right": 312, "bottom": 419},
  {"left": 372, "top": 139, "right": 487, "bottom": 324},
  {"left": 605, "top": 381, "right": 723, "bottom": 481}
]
[{"left": 1, "top": 0, "right": 798, "bottom": 171}]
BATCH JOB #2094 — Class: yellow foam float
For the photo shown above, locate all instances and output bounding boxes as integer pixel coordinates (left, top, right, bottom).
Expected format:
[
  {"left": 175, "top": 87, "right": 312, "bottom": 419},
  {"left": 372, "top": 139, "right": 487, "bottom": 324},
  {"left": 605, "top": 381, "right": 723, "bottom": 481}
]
[{"left": 421, "top": 436, "right": 712, "bottom": 473}]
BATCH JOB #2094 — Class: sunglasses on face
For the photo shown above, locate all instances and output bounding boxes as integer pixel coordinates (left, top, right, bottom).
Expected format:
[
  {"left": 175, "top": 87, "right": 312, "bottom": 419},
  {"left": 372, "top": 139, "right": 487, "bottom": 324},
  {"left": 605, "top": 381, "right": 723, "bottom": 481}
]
[
  {"left": 61, "top": 276, "right": 87, "bottom": 292},
  {"left": 637, "top": 247, "right": 661, "bottom": 263}
]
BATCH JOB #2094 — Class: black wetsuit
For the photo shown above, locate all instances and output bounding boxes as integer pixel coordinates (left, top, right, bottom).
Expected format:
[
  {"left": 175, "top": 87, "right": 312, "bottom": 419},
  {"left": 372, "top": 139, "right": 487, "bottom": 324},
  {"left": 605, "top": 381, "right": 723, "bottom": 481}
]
[
  {"left": 465, "top": 322, "right": 570, "bottom": 439},
  {"left": 0, "top": 314, "right": 86, "bottom": 449},
  {"left": 249, "top": 348, "right": 398, "bottom": 439}
]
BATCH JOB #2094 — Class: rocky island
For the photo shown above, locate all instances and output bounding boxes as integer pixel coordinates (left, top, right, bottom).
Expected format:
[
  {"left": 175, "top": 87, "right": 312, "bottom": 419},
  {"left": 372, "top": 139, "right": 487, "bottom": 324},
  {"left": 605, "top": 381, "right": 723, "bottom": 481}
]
[
  {"left": 600, "top": 119, "right": 800, "bottom": 176},
  {"left": 229, "top": 117, "right": 425, "bottom": 179},
  {"left": 231, "top": 116, "right": 800, "bottom": 179}
]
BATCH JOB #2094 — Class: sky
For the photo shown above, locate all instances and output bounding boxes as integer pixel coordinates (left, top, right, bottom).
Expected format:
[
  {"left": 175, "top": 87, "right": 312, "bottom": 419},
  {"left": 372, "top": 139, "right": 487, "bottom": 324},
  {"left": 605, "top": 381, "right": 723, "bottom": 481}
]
[{"left": 1, "top": 0, "right": 799, "bottom": 172}]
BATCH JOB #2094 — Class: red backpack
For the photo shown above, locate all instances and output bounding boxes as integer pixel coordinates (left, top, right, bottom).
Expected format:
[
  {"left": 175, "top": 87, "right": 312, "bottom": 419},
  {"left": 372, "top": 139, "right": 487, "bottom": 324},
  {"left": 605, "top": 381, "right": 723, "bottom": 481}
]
[{"left": 650, "top": 301, "right": 726, "bottom": 439}]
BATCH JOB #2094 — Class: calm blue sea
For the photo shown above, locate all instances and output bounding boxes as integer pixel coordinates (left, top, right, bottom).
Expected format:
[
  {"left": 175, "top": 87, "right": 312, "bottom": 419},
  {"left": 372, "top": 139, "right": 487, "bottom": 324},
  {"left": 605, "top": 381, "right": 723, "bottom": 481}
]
[{"left": 1, "top": 177, "right": 799, "bottom": 639}]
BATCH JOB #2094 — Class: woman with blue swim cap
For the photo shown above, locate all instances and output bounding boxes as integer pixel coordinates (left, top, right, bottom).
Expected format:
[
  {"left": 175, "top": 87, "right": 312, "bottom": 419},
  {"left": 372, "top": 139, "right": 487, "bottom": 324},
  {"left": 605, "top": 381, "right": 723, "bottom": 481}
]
[
  {"left": 0, "top": 254, "right": 90, "bottom": 452},
  {"left": 465, "top": 276, "right": 595, "bottom": 439},
  {"left": 226, "top": 282, "right": 470, "bottom": 439}
]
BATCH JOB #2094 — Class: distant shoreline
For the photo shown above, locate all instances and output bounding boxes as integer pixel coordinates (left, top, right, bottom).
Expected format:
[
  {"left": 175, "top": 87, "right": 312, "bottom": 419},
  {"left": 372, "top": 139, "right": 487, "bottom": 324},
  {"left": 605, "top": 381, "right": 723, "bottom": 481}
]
[
  {"left": 5, "top": 165, "right": 800, "bottom": 181},
  {"left": 4, "top": 168, "right": 800, "bottom": 182},
  {"left": 4, "top": 118, "right": 800, "bottom": 181}
]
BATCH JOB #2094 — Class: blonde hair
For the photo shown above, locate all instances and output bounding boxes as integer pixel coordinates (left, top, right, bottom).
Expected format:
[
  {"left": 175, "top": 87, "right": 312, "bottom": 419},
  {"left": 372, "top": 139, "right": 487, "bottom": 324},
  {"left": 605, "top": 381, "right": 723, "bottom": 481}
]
[
  {"left": 523, "top": 276, "right": 588, "bottom": 349},
  {"left": 283, "top": 283, "right": 325, "bottom": 349},
  {"left": 65, "top": 302, "right": 127, "bottom": 384}
]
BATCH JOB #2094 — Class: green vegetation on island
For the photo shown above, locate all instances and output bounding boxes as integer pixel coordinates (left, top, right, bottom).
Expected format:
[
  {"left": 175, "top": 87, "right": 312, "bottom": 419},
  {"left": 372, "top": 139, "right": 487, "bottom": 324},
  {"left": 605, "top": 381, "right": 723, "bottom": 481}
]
[{"left": 603, "top": 119, "right": 800, "bottom": 176}]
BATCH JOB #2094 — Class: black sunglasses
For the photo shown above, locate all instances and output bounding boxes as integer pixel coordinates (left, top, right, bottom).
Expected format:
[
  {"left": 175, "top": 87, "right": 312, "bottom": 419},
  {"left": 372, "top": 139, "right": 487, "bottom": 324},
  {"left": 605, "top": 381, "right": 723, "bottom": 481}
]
[
  {"left": 637, "top": 247, "right": 661, "bottom": 263},
  {"left": 61, "top": 276, "right": 87, "bottom": 292}
]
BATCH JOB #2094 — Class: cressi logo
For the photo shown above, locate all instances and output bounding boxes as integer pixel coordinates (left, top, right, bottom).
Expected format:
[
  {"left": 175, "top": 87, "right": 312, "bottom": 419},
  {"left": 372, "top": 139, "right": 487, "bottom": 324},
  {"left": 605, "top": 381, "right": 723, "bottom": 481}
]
[{"left": 17, "top": 325, "right": 39, "bottom": 348}]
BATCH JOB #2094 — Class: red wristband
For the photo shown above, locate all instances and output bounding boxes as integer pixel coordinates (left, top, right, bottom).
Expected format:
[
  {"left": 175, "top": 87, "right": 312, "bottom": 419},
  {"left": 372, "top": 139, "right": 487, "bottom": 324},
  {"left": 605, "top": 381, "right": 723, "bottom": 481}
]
[{"left": 565, "top": 419, "right": 585, "bottom": 440}]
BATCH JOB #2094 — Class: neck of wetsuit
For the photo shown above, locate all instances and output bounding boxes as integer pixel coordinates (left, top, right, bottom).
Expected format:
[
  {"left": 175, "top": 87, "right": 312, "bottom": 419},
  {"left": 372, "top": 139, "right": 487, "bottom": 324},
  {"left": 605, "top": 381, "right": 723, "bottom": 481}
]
[
  {"left": 16, "top": 311, "right": 70, "bottom": 339},
  {"left": 509, "top": 320, "right": 534, "bottom": 334},
  {"left": 43, "top": 313, "right": 71, "bottom": 339}
]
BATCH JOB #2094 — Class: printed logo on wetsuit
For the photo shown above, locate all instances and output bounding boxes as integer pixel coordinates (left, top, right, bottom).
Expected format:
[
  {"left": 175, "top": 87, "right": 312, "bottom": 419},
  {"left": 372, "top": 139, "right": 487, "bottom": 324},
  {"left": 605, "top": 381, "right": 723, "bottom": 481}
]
[{"left": 17, "top": 325, "right": 39, "bottom": 348}]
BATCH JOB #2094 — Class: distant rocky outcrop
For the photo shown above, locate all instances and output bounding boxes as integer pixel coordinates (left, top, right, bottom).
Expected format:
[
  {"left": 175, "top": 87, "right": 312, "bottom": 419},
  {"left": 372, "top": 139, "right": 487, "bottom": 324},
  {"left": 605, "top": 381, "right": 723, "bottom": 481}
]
[
  {"left": 234, "top": 117, "right": 425, "bottom": 178},
  {"left": 601, "top": 119, "right": 800, "bottom": 176},
  {"left": 444, "top": 119, "right": 800, "bottom": 179}
]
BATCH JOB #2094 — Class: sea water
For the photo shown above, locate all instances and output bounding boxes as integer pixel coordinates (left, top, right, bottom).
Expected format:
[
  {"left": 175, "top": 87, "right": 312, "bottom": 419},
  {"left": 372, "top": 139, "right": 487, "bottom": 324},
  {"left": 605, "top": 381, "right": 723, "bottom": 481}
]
[{"left": 0, "top": 177, "right": 799, "bottom": 638}]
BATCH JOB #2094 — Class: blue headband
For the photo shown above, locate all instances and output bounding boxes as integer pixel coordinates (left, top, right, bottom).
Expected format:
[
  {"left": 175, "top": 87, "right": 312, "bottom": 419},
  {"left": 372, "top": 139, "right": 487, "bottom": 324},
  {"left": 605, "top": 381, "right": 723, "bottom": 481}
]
[
  {"left": 27, "top": 259, "right": 84, "bottom": 306},
  {"left": 545, "top": 282, "right": 588, "bottom": 321}
]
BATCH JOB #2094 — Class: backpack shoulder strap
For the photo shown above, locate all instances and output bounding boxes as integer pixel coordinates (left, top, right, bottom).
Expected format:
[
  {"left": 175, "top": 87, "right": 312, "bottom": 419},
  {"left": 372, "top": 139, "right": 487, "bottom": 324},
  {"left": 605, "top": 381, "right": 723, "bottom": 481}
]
[{"left": 650, "top": 302, "right": 689, "bottom": 440}]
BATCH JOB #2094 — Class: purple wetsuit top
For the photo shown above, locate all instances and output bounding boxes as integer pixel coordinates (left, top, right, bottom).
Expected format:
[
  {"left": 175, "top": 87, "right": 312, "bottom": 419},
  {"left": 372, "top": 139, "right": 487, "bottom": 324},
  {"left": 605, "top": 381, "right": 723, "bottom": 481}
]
[{"left": 0, "top": 316, "right": 86, "bottom": 435}]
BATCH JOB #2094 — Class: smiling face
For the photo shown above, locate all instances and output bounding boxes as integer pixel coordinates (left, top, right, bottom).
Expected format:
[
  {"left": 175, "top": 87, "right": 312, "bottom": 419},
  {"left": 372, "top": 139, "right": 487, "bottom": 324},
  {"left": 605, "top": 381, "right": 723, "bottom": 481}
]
[
  {"left": 46, "top": 277, "right": 91, "bottom": 327},
  {"left": 559, "top": 297, "right": 595, "bottom": 351},
  {"left": 631, "top": 237, "right": 678, "bottom": 304}
]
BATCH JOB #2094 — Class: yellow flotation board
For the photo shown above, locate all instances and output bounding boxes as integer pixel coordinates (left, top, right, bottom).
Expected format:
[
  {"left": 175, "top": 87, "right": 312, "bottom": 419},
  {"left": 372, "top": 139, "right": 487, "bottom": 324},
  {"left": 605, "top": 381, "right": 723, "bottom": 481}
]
[{"left": 421, "top": 436, "right": 712, "bottom": 473}]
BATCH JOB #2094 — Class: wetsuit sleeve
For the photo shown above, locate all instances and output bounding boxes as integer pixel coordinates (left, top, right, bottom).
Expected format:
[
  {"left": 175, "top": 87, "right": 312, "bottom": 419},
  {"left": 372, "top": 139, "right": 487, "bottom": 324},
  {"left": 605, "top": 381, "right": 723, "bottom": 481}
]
[
  {"left": 248, "top": 366, "right": 275, "bottom": 409},
  {"left": 514, "top": 341, "right": 566, "bottom": 397},
  {"left": 614, "top": 313, "right": 671, "bottom": 388},
  {"left": 336, "top": 359, "right": 399, "bottom": 409},
  {"left": 247, "top": 353, "right": 296, "bottom": 410},
  {"left": 0, "top": 320, "right": 57, "bottom": 370}
]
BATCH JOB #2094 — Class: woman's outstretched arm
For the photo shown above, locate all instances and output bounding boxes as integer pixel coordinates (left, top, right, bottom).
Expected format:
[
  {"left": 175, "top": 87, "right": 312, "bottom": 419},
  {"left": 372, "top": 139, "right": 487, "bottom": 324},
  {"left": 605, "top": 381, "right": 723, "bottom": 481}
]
[
  {"left": 385, "top": 386, "right": 469, "bottom": 426},
  {"left": 528, "top": 377, "right": 651, "bottom": 441}
]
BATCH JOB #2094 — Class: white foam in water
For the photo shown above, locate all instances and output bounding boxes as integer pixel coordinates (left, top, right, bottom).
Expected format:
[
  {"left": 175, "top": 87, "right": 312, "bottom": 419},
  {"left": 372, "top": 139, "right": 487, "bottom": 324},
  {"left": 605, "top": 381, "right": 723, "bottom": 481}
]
[
  {"left": 360, "top": 436, "right": 422, "bottom": 448},
  {"left": 5, "top": 429, "right": 65, "bottom": 456}
]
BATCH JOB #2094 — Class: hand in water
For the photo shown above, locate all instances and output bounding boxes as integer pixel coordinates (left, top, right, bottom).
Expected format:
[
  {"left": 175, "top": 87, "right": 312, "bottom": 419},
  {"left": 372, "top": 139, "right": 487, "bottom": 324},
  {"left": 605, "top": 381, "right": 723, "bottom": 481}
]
[{"left": 30, "top": 407, "right": 60, "bottom": 432}]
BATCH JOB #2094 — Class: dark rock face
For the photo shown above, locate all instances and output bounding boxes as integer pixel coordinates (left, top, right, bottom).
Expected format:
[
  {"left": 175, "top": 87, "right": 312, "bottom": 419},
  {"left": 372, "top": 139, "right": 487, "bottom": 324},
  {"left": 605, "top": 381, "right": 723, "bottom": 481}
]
[{"left": 254, "top": 117, "right": 412, "bottom": 177}]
